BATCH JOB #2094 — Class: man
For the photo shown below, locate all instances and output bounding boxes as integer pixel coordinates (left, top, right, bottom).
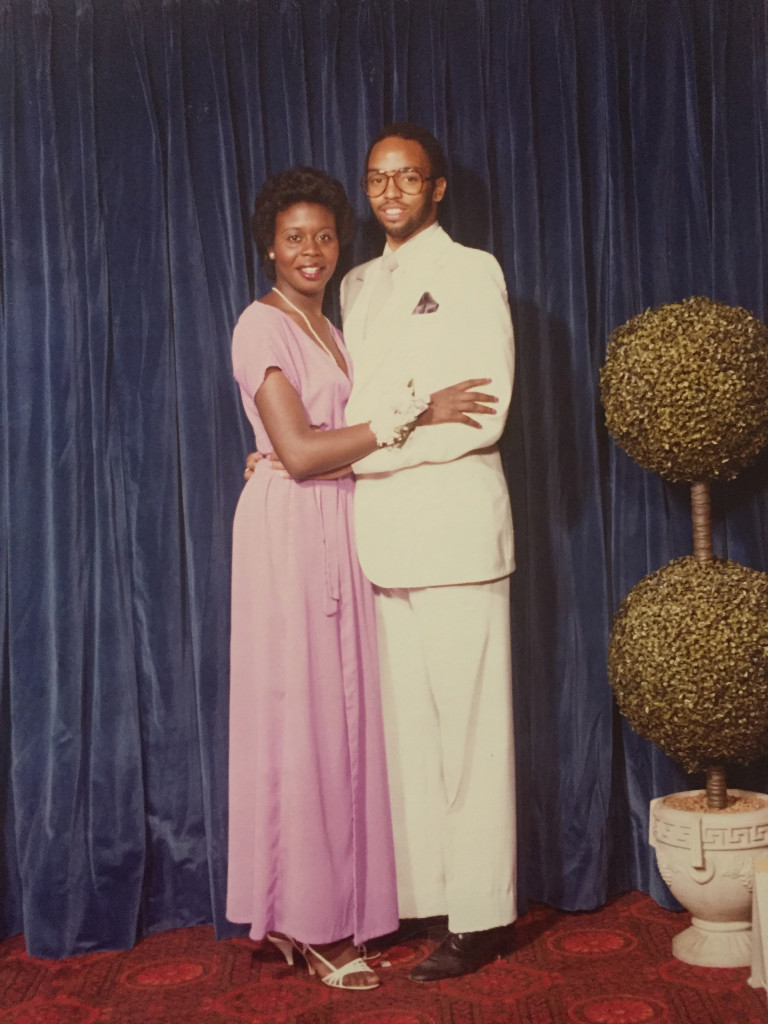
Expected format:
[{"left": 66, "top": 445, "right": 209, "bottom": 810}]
[{"left": 340, "top": 123, "right": 516, "bottom": 982}]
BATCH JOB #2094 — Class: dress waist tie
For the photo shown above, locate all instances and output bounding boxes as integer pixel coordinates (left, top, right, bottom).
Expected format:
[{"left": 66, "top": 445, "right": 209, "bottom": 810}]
[{"left": 312, "top": 484, "right": 341, "bottom": 616}]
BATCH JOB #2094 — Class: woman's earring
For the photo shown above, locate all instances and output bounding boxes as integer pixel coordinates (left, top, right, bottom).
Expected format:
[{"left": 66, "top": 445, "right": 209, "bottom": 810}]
[{"left": 269, "top": 252, "right": 275, "bottom": 260}]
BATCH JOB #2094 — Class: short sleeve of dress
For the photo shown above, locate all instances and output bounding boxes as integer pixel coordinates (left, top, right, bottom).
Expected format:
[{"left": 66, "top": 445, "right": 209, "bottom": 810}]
[{"left": 231, "top": 303, "right": 302, "bottom": 401}]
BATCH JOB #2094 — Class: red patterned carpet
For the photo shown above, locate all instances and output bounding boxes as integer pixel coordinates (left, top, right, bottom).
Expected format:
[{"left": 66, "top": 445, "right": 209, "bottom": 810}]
[{"left": 1, "top": 893, "right": 767, "bottom": 1023}]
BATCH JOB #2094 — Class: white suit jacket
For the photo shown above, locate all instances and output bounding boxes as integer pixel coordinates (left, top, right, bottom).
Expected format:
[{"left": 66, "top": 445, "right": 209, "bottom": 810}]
[{"left": 341, "top": 224, "right": 515, "bottom": 589}]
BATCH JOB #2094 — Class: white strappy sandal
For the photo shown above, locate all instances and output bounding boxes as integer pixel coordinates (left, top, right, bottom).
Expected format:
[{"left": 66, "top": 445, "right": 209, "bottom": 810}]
[
  {"left": 298, "top": 942, "right": 380, "bottom": 990},
  {"left": 266, "top": 932, "right": 379, "bottom": 990}
]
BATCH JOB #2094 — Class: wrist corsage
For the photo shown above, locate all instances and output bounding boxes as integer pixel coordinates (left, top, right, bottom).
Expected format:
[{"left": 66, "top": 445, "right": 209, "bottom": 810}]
[{"left": 368, "top": 379, "right": 430, "bottom": 448}]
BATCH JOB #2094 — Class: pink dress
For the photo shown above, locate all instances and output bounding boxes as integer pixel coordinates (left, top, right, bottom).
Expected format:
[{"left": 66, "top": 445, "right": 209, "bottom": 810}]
[{"left": 226, "top": 302, "right": 398, "bottom": 945}]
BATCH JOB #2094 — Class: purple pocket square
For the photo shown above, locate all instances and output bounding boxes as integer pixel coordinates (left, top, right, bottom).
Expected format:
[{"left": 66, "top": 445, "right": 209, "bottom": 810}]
[{"left": 412, "top": 292, "right": 439, "bottom": 314}]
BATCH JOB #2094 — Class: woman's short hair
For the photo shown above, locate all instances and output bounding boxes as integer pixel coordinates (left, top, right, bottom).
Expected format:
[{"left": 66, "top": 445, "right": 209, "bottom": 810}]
[{"left": 251, "top": 167, "right": 355, "bottom": 282}]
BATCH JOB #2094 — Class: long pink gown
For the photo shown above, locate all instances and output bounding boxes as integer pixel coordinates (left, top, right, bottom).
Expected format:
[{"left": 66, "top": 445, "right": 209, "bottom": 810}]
[{"left": 226, "top": 301, "right": 398, "bottom": 945}]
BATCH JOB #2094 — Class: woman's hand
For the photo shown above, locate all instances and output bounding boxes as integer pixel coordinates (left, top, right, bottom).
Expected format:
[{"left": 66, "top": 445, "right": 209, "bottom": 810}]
[{"left": 419, "top": 378, "right": 498, "bottom": 429}]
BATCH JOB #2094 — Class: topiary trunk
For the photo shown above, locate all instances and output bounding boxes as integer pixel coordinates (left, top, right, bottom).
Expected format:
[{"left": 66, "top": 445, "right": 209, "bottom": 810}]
[{"left": 691, "top": 479, "right": 727, "bottom": 809}]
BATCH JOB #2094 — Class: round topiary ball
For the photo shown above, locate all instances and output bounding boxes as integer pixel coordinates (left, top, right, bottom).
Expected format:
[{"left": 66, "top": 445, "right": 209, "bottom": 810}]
[
  {"left": 601, "top": 297, "right": 768, "bottom": 481},
  {"left": 609, "top": 556, "right": 768, "bottom": 772}
]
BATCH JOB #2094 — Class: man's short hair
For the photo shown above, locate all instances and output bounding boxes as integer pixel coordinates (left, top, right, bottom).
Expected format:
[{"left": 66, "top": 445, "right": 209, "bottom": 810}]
[{"left": 366, "top": 122, "right": 447, "bottom": 181}]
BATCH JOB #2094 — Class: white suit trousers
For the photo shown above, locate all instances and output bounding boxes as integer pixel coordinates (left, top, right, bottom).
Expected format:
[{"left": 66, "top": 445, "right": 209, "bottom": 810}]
[{"left": 374, "top": 578, "right": 517, "bottom": 932}]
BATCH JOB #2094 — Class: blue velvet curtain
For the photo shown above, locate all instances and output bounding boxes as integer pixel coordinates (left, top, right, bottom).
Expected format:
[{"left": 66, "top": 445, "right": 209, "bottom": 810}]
[{"left": 1, "top": 0, "right": 767, "bottom": 957}]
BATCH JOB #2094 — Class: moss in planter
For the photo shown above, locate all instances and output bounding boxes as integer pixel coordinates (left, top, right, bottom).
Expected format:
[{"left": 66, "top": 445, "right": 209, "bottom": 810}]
[
  {"left": 600, "top": 296, "right": 768, "bottom": 481},
  {"left": 609, "top": 556, "right": 768, "bottom": 772}
]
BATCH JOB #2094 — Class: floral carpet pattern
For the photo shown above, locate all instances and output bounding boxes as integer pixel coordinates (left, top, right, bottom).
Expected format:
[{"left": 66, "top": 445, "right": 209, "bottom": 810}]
[{"left": 1, "top": 893, "right": 767, "bottom": 1023}]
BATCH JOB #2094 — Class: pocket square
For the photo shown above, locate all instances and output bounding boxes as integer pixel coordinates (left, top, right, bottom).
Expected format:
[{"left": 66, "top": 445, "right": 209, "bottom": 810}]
[{"left": 412, "top": 291, "right": 439, "bottom": 314}]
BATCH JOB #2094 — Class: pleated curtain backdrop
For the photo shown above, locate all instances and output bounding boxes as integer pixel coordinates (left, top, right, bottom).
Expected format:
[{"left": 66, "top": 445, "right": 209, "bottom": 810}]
[{"left": 1, "top": 0, "right": 767, "bottom": 957}]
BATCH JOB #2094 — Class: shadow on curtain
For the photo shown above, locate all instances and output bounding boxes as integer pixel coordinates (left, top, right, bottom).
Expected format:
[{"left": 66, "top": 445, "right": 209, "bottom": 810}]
[{"left": 1, "top": 0, "right": 766, "bottom": 957}]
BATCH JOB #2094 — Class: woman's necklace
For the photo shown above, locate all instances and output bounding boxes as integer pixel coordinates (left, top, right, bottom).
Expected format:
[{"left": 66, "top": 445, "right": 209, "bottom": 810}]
[{"left": 272, "top": 286, "right": 336, "bottom": 362}]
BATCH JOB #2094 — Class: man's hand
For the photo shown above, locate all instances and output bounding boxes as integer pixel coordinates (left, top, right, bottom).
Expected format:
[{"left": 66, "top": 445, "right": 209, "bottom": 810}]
[
  {"left": 244, "top": 450, "right": 289, "bottom": 478},
  {"left": 244, "top": 450, "right": 350, "bottom": 481},
  {"left": 244, "top": 451, "right": 261, "bottom": 480},
  {"left": 419, "top": 378, "right": 498, "bottom": 429}
]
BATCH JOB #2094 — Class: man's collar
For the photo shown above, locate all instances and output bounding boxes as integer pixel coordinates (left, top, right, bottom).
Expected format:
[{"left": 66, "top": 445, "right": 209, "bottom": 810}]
[{"left": 382, "top": 222, "right": 442, "bottom": 271}]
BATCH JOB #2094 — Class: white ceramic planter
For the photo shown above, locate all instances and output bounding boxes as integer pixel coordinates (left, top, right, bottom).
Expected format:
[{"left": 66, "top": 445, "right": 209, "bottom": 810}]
[{"left": 649, "top": 789, "right": 768, "bottom": 967}]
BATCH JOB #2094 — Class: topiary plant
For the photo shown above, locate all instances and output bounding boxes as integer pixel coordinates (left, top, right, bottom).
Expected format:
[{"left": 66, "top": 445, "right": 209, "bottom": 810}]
[
  {"left": 601, "top": 297, "right": 768, "bottom": 482},
  {"left": 601, "top": 296, "right": 768, "bottom": 809},
  {"left": 609, "top": 557, "right": 768, "bottom": 772}
]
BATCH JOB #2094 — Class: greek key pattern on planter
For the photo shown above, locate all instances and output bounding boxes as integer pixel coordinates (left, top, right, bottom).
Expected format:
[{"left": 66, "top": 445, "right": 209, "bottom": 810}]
[
  {"left": 703, "top": 823, "right": 768, "bottom": 849},
  {"left": 653, "top": 818, "right": 768, "bottom": 850}
]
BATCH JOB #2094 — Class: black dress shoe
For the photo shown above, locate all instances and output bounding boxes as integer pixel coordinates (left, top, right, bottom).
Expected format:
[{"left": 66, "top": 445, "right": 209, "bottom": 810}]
[{"left": 408, "top": 924, "right": 514, "bottom": 982}]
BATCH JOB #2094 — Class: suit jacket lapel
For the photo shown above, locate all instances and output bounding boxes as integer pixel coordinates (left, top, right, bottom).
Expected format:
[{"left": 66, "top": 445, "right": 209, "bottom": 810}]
[
  {"left": 343, "top": 227, "right": 454, "bottom": 393},
  {"left": 349, "top": 270, "right": 427, "bottom": 395},
  {"left": 342, "top": 263, "right": 375, "bottom": 347}
]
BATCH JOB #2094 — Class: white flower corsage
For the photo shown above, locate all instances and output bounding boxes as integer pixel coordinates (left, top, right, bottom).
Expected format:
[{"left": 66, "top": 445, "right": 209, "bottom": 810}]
[{"left": 368, "top": 379, "right": 430, "bottom": 448}]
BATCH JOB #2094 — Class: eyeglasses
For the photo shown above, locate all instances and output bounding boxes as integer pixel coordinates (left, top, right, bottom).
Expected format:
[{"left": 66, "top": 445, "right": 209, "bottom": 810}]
[{"left": 361, "top": 167, "right": 434, "bottom": 198}]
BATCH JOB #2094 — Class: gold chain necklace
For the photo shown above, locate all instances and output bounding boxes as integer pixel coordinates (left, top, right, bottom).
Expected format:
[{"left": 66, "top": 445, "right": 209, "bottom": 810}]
[{"left": 272, "top": 287, "right": 335, "bottom": 361}]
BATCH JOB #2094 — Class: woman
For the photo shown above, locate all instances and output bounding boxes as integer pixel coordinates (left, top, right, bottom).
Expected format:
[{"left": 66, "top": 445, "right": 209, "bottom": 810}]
[{"left": 227, "top": 167, "right": 495, "bottom": 991}]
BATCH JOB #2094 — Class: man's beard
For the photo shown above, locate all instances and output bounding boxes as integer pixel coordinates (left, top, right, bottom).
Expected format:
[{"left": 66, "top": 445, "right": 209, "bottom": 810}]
[{"left": 377, "top": 190, "right": 436, "bottom": 241}]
